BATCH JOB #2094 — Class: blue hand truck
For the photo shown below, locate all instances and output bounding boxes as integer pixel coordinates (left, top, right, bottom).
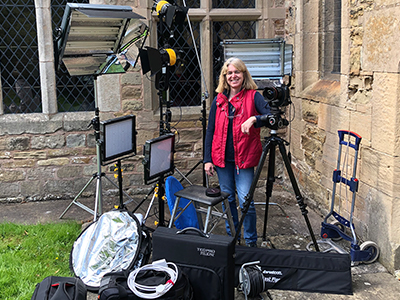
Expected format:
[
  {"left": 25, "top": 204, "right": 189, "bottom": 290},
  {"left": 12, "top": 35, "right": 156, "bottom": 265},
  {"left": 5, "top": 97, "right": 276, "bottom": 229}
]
[{"left": 307, "top": 130, "right": 379, "bottom": 265}]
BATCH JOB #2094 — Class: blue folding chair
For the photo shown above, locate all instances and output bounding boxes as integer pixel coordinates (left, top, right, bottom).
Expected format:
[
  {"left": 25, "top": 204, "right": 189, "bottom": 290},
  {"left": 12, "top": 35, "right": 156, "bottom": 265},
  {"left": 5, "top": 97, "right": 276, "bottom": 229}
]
[{"left": 165, "top": 176, "right": 200, "bottom": 229}]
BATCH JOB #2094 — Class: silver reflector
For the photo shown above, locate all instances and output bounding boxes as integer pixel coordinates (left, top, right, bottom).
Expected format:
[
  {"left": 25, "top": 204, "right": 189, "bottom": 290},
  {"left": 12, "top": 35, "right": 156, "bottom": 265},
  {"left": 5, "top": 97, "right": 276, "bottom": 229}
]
[{"left": 70, "top": 210, "right": 143, "bottom": 291}]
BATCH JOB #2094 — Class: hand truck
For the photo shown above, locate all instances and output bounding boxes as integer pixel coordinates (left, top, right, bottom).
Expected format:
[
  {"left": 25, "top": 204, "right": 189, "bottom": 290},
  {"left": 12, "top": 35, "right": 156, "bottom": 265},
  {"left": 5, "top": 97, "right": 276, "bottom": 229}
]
[{"left": 307, "top": 130, "right": 379, "bottom": 264}]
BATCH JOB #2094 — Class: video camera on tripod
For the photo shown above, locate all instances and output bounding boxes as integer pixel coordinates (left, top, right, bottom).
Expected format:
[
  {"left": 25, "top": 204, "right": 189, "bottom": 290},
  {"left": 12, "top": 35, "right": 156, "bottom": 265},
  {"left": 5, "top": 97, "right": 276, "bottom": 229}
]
[
  {"left": 221, "top": 38, "right": 320, "bottom": 253},
  {"left": 259, "top": 79, "right": 292, "bottom": 130}
]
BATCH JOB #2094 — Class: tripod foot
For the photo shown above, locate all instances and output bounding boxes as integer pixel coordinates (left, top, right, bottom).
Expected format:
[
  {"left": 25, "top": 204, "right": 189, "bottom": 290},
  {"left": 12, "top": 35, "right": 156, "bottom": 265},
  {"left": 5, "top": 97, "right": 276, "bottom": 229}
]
[{"left": 261, "top": 239, "right": 274, "bottom": 249}]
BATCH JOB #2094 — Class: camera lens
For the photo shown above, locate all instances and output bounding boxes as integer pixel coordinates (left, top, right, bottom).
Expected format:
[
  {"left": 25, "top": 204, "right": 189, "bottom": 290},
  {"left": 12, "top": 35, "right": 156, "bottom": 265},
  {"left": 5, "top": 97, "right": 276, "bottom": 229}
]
[{"left": 263, "top": 87, "right": 278, "bottom": 100}]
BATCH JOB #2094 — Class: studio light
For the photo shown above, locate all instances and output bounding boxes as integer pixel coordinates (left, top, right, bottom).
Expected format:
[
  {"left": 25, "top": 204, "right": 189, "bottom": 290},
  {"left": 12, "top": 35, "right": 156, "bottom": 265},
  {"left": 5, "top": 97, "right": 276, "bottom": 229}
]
[
  {"left": 221, "top": 38, "right": 293, "bottom": 80},
  {"left": 139, "top": 46, "right": 178, "bottom": 76},
  {"left": 142, "top": 133, "right": 175, "bottom": 185},
  {"left": 55, "top": 3, "right": 146, "bottom": 76},
  {"left": 99, "top": 115, "right": 137, "bottom": 165},
  {"left": 153, "top": 0, "right": 189, "bottom": 29}
]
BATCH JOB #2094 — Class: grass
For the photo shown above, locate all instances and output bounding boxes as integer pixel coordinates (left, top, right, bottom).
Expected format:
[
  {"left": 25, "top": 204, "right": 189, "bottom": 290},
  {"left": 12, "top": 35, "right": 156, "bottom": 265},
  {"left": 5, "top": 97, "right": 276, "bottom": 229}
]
[{"left": 0, "top": 222, "right": 82, "bottom": 300}]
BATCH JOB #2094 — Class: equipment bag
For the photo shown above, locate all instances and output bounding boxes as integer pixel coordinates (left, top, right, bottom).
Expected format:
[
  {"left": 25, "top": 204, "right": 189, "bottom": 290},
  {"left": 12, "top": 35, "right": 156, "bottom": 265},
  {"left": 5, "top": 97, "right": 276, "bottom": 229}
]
[
  {"left": 98, "top": 265, "right": 193, "bottom": 300},
  {"left": 31, "top": 276, "right": 87, "bottom": 300},
  {"left": 235, "top": 245, "right": 353, "bottom": 295},
  {"left": 152, "top": 226, "right": 235, "bottom": 300}
]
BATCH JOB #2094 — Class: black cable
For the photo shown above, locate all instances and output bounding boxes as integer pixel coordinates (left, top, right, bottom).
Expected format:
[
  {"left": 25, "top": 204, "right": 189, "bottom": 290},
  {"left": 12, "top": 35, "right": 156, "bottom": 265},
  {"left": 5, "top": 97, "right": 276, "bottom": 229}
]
[{"left": 242, "top": 265, "right": 265, "bottom": 298}]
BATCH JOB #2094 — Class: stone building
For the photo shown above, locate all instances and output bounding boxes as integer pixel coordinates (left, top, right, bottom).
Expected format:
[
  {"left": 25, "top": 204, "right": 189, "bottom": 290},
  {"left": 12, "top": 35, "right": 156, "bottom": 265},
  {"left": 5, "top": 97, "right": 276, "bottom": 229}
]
[
  {"left": 0, "top": 0, "right": 399, "bottom": 272},
  {"left": 286, "top": 0, "right": 400, "bottom": 272}
]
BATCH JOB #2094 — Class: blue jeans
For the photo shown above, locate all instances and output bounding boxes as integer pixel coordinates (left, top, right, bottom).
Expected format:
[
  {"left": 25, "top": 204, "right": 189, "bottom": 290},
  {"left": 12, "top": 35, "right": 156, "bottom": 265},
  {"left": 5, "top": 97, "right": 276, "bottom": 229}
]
[{"left": 215, "top": 162, "right": 257, "bottom": 245}]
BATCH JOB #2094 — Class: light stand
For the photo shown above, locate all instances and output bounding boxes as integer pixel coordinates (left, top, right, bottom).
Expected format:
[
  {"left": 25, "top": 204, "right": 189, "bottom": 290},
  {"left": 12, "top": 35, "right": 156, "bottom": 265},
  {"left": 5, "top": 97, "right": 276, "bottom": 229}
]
[
  {"left": 55, "top": 3, "right": 146, "bottom": 220},
  {"left": 60, "top": 105, "right": 103, "bottom": 219},
  {"left": 59, "top": 83, "right": 138, "bottom": 220},
  {"left": 138, "top": 1, "right": 189, "bottom": 226}
]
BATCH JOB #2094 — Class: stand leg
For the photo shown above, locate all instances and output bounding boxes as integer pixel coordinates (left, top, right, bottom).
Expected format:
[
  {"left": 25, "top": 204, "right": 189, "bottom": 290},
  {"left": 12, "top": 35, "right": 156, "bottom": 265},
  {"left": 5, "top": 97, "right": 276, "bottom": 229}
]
[
  {"left": 277, "top": 139, "right": 320, "bottom": 252},
  {"left": 132, "top": 184, "right": 157, "bottom": 214},
  {"left": 59, "top": 175, "right": 96, "bottom": 218},
  {"left": 158, "top": 177, "right": 165, "bottom": 226},
  {"left": 117, "top": 160, "right": 124, "bottom": 208},
  {"left": 234, "top": 138, "right": 272, "bottom": 243},
  {"left": 262, "top": 141, "right": 276, "bottom": 247},
  {"left": 94, "top": 173, "right": 102, "bottom": 221}
]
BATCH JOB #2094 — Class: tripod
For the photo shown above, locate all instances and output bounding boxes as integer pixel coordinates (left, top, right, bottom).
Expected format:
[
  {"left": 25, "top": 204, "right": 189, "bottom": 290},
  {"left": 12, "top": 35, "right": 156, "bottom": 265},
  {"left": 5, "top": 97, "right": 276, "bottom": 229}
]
[
  {"left": 59, "top": 108, "right": 104, "bottom": 221},
  {"left": 234, "top": 130, "right": 320, "bottom": 252},
  {"left": 59, "top": 108, "right": 139, "bottom": 221}
]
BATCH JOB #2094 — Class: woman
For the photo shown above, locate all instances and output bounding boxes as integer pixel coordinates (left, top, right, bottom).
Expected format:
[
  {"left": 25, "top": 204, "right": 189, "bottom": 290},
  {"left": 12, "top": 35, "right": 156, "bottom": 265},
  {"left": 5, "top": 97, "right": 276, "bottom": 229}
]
[{"left": 204, "top": 57, "right": 270, "bottom": 247}]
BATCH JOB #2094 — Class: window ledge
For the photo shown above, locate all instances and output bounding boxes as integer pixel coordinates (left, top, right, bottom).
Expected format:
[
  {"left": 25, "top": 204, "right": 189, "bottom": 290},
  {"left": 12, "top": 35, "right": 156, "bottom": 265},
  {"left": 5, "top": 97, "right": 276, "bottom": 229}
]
[
  {"left": 300, "top": 79, "right": 341, "bottom": 104},
  {"left": 0, "top": 112, "right": 95, "bottom": 135}
]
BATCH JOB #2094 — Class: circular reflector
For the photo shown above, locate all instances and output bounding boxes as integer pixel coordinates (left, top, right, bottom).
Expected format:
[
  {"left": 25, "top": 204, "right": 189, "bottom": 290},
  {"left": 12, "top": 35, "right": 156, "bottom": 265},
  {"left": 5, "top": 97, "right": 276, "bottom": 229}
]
[{"left": 70, "top": 209, "right": 144, "bottom": 291}]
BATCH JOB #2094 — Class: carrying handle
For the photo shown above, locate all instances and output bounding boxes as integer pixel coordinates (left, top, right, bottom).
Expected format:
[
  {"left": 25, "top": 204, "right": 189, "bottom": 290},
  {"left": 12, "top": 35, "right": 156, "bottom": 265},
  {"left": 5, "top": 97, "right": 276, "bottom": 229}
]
[
  {"left": 50, "top": 282, "right": 73, "bottom": 300},
  {"left": 338, "top": 130, "right": 362, "bottom": 150},
  {"left": 176, "top": 227, "right": 210, "bottom": 238}
]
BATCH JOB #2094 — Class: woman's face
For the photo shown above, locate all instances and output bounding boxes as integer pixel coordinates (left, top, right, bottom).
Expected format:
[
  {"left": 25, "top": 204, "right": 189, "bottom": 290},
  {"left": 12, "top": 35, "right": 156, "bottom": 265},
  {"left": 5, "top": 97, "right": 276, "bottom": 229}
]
[{"left": 226, "top": 64, "right": 243, "bottom": 90}]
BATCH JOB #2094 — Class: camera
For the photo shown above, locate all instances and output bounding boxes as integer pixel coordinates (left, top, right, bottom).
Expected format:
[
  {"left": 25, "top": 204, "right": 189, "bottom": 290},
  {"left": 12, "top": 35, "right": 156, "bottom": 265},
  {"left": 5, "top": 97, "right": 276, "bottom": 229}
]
[
  {"left": 259, "top": 81, "right": 291, "bottom": 130},
  {"left": 262, "top": 83, "right": 291, "bottom": 107}
]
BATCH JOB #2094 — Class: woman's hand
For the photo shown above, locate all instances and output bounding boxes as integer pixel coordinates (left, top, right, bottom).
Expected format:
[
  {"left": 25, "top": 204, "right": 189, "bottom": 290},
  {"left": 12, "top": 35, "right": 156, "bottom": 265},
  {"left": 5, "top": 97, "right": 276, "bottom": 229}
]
[
  {"left": 241, "top": 116, "right": 256, "bottom": 135},
  {"left": 204, "top": 162, "right": 215, "bottom": 176}
]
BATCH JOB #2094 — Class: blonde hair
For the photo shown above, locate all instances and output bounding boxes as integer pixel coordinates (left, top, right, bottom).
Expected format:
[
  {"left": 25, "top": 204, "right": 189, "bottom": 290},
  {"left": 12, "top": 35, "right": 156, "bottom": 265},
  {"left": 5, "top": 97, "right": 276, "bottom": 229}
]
[{"left": 215, "top": 57, "right": 258, "bottom": 94}]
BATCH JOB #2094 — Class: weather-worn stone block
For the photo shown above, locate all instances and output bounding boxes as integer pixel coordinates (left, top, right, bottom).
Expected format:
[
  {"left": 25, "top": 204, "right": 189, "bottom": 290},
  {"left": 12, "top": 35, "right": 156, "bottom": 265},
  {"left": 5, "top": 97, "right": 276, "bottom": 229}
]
[
  {"left": 6, "top": 136, "right": 30, "bottom": 151},
  {"left": 66, "top": 134, "right": 86, "bottom": 148},
  {"left": 14, "top": 151, "right": 47, "bottom": 160},
  {"left": 31, "top": 135, "right": 65, "bottom": 149},
  {"left": 57, "top": 165, "right": 84, "bottom": 179},
  {"left": 363, "top": 8, "right": 400, "bottom": 73},
  {"left": 37, "top": 158, "right": 69, "bottom": 166},
  {"left": 0, "top": 170, "right": 25, "bottom": 182}
]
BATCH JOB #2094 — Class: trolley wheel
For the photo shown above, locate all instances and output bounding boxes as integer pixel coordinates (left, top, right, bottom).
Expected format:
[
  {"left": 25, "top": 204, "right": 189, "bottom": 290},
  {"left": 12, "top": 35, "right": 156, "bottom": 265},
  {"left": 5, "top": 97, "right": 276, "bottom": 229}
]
[
  {"left": 360, "top": 241, "right": 380, "bottom": 264},
  {"left": 330, "top": 220, "right": 345, "bottom": 241}
]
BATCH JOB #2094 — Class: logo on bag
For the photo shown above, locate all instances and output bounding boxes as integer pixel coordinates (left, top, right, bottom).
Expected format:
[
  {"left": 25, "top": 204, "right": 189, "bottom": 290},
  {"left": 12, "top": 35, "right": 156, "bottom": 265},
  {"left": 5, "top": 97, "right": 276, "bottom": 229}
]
[
  {"left": 197, "top": 247, "right": 215, "bottom": 257},
  {"left": 262, "top": 270, "right": 283, "bottom": 284}
]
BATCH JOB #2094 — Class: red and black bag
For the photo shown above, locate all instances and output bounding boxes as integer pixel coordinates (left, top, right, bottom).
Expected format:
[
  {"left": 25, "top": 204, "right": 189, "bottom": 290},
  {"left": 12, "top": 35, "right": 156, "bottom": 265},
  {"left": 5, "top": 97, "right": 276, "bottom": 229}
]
[{"left": 31, "top": 276, "right": 87, "bottom": 300}]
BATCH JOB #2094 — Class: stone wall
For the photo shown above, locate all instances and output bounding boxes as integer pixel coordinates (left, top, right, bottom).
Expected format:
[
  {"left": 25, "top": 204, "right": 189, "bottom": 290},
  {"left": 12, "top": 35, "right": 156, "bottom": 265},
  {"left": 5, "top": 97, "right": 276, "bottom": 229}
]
[
  {"left": 287, "top": 0, "right": 400, "bottom": 272},
  {"left": 0, "top": 113, "right": 98, "bottom": 202},
  {"left": 0, "top": 66, "right": 205, "bottom": 203}
]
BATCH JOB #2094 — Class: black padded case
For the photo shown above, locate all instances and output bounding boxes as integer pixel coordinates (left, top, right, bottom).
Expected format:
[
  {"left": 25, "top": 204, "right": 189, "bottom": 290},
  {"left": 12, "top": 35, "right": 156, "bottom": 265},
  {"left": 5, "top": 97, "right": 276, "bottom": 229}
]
[
  {"left": 235, "top": 245, "right": 353, "bottom": 295},
  {"left": 152, "top": 226, "right": 235, "bottom": 300}
]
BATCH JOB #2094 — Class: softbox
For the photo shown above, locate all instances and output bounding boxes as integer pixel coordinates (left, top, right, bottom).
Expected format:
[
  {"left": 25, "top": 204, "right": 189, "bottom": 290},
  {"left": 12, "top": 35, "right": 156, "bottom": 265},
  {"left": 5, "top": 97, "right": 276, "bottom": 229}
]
[{"left": 70, "top": 210, "right": 151, "bottom": 291}]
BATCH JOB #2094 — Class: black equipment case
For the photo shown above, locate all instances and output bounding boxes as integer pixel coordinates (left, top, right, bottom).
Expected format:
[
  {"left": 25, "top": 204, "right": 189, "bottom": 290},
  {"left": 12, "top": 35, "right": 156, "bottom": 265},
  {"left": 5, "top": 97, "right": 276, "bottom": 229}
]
[
  {"left": 152, "top": 227, "right": 235, "bottom": 300},
  {"left": 31, "top": 276, "right": 87, "bottom": 300},
  {"left": 235, "top": 245, "right": 353, "bottom": 295},
  {"left": 98, "top": 267, "right": 193, "bottom": 300}
]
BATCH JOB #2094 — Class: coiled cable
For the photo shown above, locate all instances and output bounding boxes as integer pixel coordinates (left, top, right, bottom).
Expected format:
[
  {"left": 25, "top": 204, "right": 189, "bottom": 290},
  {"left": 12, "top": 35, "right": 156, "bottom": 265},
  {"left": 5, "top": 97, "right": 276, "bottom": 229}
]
[{"left": 127, "top": 259, "right": 179, "bottom": 299}]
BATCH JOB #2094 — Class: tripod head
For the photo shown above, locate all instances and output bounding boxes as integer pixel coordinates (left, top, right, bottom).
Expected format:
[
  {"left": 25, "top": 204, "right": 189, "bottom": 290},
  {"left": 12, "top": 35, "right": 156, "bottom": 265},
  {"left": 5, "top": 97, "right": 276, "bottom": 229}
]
[
  {"left": 258, "top": 77, "right": 292, "bottom": 130},
  {"left": 259, "top": 107, "right": 289, "bottom": 131}
]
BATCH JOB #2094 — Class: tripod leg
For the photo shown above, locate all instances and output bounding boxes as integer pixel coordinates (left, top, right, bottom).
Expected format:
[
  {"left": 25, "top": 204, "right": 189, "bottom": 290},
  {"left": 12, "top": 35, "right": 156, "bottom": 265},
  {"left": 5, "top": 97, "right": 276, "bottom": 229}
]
[
  {"left": 234, "top": 139, "right": 272, "bottom": 242},
  {"left": 158, "top": 177, "right": 165, "bottom": 226},
  {"left": 262, "top": 142, "right": 276, "bottom": 246},
  {"left": 59, "top": 175, "right": 96, "bottom": 219},
  {"left": 94, "top": 173, "right": 102, "bottom": 221},
  {"left": 277, "top": 140, "right": 320, "bottom": 252}
]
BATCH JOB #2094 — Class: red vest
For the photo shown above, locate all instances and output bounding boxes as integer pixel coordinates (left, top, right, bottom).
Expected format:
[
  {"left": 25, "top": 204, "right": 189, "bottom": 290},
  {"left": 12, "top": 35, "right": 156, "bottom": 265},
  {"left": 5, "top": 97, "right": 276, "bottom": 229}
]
[{"left": 211, "top": 89, "right": 262, "bottom": 169}]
